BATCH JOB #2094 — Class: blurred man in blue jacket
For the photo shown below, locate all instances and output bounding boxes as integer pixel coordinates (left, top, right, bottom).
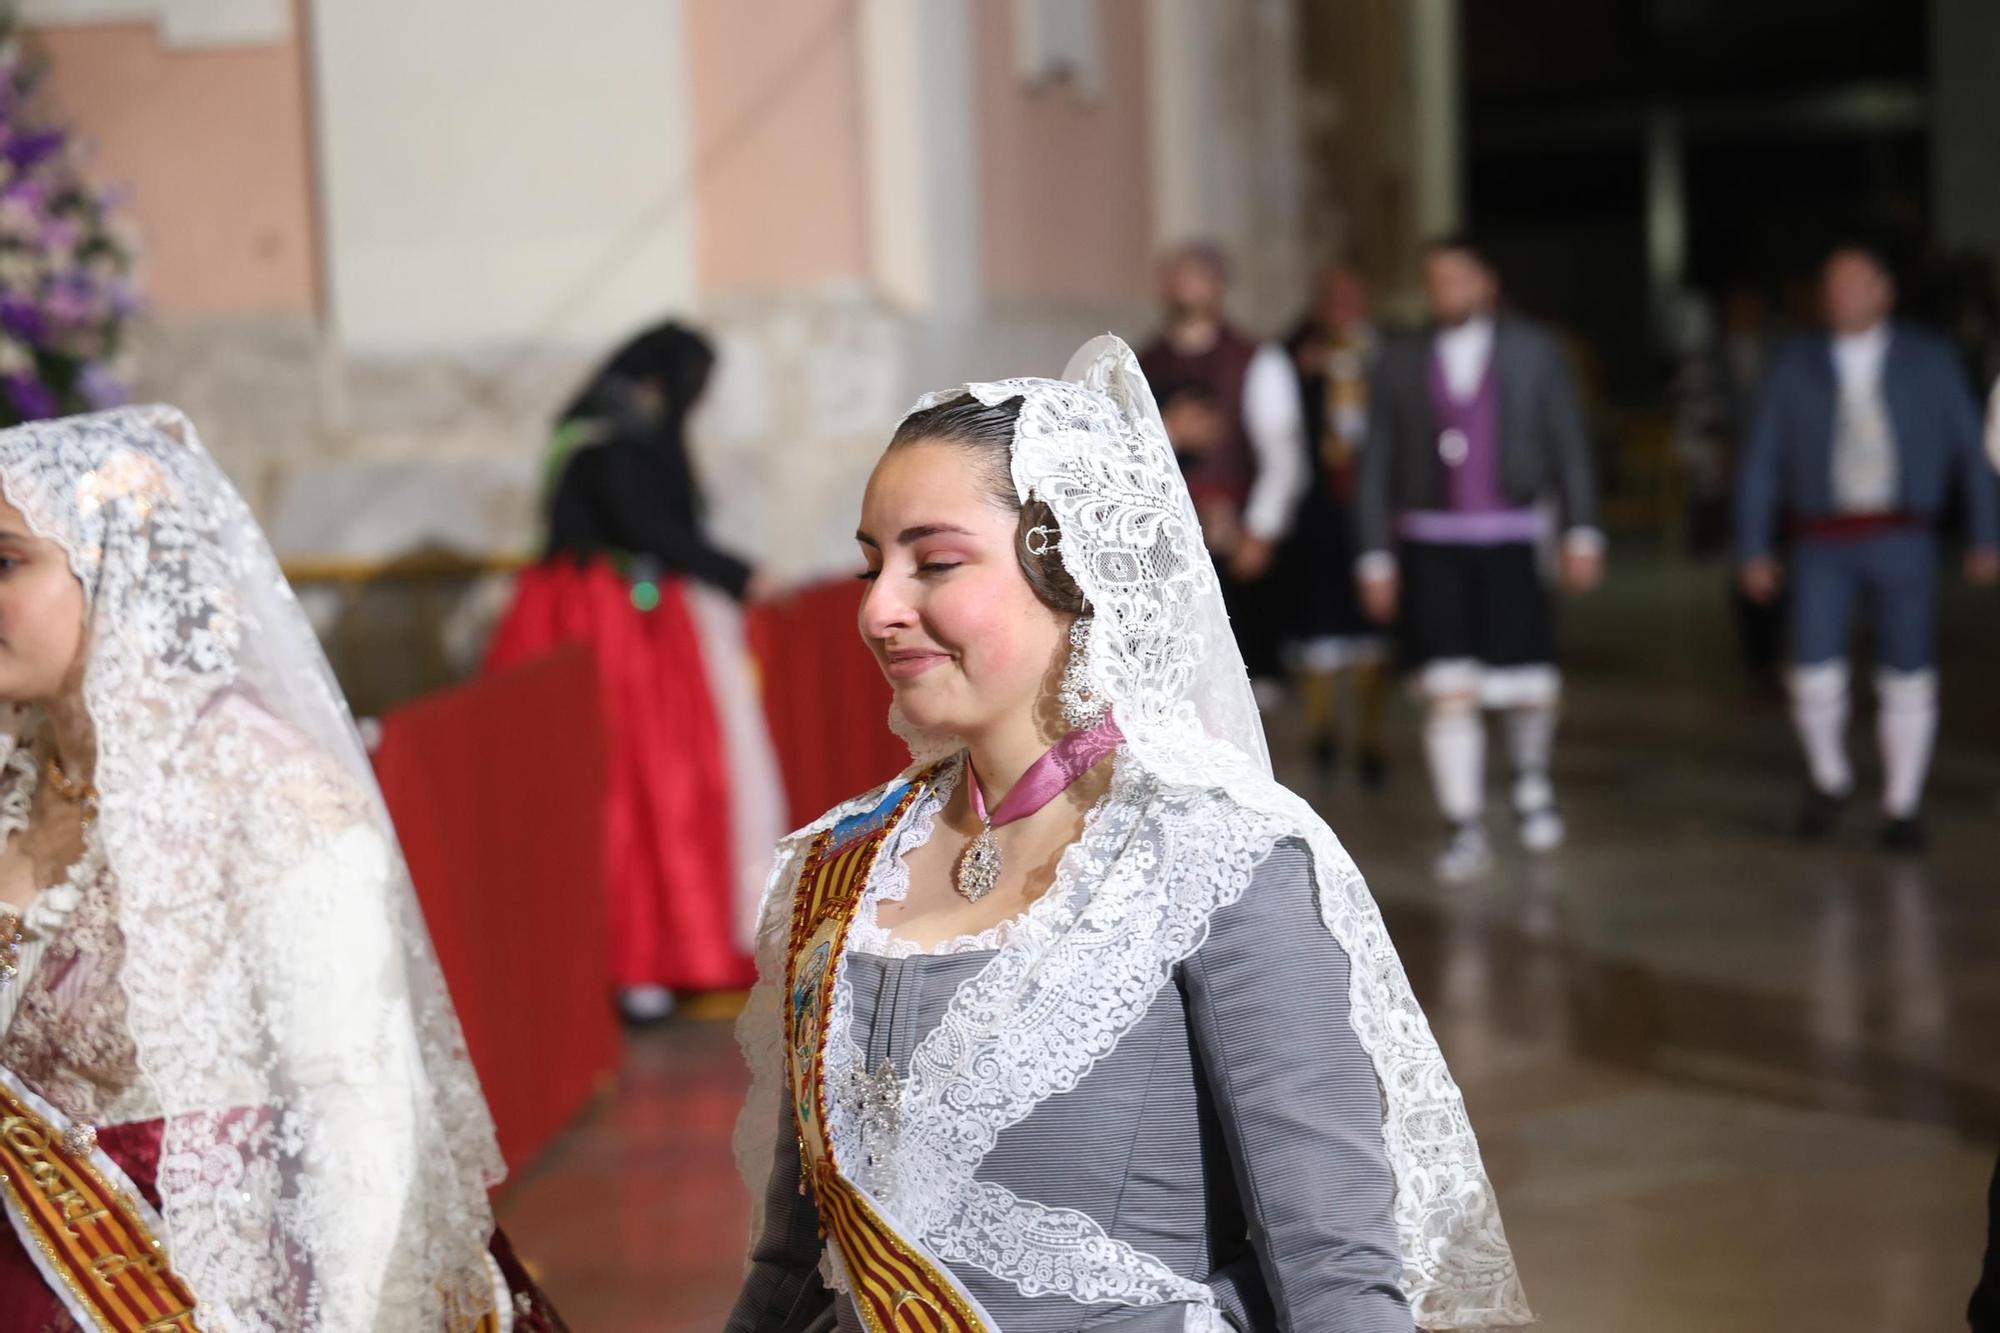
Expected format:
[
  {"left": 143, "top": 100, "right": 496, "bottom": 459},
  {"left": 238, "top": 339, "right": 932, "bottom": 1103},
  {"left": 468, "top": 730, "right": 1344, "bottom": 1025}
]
[{"left": 1737, "top": 241, "right": 2000, "bottom": 850}]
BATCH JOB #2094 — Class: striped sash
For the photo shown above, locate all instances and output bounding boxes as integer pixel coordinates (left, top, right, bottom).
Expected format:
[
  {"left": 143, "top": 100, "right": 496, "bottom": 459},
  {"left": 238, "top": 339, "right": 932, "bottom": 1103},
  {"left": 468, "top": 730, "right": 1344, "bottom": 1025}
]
[
  {"left": 0, "top": 1068, "right": 200, "bottom": 1332},
  {"left": 784, "top": 772, "right": 993, "bottom": 1333}
]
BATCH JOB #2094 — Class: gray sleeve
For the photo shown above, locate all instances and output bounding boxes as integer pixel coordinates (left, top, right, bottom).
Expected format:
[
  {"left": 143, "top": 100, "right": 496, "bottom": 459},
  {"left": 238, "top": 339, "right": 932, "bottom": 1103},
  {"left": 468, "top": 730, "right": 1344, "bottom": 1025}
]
[
  {"left": 1181, "top": 837, "right": 1413, "bottom": 1333},
  {"left": 724, "top": 1100, "right": 833, "bottom": 1333},
  {"left": 1938, "top": 342, "right": 2000, "bottom": 550},
  {"left": 1356, "top": 345, "right": 1399, "bottom": 557},
  {"left": 1535, "top": 332, "right": 1599, "bottom": 533}
]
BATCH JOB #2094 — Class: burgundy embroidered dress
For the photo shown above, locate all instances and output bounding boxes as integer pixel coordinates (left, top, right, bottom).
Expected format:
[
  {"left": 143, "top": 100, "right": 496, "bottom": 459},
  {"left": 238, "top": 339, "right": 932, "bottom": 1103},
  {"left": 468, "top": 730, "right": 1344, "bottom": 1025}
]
[{"left": 0, "top": 405, "right": 565, "bottom": 1331}]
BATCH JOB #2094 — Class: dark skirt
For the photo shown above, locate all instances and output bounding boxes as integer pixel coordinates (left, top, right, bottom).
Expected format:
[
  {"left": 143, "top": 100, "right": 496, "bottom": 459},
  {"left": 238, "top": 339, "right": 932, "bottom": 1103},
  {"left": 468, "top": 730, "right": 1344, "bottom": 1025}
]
[
  {"left": 1277, "top": 490, "right": 1379, "bottom": 646},
  {"left": 1397, "top": 540, "right": 1555, "bottom": 670}
]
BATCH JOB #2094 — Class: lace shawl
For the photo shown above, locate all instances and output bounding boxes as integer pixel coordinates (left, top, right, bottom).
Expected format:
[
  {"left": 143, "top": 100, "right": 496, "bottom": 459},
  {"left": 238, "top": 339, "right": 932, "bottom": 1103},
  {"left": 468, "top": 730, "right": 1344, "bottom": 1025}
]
[{"left": 0, "top": 407, "right": 505, "bottom": 1331}]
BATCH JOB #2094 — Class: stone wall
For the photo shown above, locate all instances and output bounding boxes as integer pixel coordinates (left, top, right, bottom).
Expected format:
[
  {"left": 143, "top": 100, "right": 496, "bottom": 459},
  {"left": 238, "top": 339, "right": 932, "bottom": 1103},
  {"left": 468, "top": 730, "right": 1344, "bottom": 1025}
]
[
  {"left": 148, "top": 289, "right": 1148, "bottom": 571},
  {"left": 135, "top": 289, "right": 1147, "bottom": 713}
]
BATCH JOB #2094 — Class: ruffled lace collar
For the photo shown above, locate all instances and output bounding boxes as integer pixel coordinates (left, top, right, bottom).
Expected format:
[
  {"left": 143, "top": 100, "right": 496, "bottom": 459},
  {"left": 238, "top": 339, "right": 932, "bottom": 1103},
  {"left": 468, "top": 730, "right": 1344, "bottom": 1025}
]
[
  {"left": 0, "top": 741, "right": 98, "bottom": 936},
  {"left": 20, "top": 860, "right": 87, "bottom": 934},
  {"left": 0, "top": 743, "right": 34, "bottom": 846}
]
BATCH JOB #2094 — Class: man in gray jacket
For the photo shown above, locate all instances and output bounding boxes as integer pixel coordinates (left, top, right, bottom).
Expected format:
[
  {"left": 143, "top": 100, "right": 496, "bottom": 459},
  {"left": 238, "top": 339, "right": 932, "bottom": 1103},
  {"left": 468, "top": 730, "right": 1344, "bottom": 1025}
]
[{"left": 1355, "top": 236, "right": 1602, "bottom": 881}]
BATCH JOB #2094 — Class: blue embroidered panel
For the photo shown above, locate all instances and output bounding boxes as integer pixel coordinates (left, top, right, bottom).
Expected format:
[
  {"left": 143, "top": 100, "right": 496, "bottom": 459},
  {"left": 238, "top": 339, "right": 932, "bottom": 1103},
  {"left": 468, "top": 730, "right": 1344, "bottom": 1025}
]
[{"left": 826, "top": 781, "right": 913, "bottom": 855}]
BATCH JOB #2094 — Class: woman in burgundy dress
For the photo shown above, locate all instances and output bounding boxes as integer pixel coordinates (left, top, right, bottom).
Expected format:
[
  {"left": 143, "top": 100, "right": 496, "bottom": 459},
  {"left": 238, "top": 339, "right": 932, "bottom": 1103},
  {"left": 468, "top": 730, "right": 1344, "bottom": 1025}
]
[{"left": 0, "top": 406, "right": 562, "bottom": 1331}]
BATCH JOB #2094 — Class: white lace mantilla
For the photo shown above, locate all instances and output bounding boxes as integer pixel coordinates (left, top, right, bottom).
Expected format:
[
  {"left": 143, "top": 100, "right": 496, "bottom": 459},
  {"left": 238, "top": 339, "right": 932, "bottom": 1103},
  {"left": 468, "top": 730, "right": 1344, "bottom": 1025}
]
[
  {"left": 0, "top": 408, "right": 504, "bottom": 1331},
  {"left": 737, "top": 339, "right": 1531, "bottom": 1329}
]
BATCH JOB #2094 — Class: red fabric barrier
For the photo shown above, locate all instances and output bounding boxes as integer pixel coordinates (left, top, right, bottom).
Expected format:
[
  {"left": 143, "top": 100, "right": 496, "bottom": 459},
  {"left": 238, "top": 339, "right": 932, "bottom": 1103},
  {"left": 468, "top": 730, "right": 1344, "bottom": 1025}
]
[
  {"left": 486, "top": 561, "right": 747, "bottom": 990},
  {"left": 747, "top": 578, "right": 908, "bottom": 828},
  {"left": 366, "top": 580, "right": 892, "bottom": 1172},
  {"left": 374, "top": 643, "right": 618, "bottom": 1173}
]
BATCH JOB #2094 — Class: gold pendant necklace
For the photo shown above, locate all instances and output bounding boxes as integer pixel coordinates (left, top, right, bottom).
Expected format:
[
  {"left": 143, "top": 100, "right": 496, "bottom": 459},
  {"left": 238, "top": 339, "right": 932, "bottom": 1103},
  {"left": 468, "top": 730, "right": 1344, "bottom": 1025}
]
[{"left": 44, "top": 755, "right": 100, "bottom": 830}]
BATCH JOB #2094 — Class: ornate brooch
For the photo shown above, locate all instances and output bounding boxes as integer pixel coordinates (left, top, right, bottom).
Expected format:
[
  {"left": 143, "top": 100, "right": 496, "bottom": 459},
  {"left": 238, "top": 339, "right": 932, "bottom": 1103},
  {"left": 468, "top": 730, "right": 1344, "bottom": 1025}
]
[{"left": 954, "top": 830, "right": 1002, "bottom": 903}]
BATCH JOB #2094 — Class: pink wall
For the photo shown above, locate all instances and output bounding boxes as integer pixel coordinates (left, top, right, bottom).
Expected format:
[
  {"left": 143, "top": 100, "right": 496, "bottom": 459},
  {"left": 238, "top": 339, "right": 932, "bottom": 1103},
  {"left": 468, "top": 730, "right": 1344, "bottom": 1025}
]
[
  {"left": 28, "top": 21, "right": 320, "bottom": 317},
  {"left": 976, "top": 0, "right": 1153, "bottom": 308},
  {"left": 686, "top": 0, "right": 869, "bottom": 294}
]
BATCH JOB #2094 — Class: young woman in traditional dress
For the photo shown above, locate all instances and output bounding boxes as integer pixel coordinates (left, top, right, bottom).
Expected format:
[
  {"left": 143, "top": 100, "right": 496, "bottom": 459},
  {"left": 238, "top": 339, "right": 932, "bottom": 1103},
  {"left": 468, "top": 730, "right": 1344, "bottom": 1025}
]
[
  {"left": 727, "top": 338, "right": 1528, "bottom": 1331},
  {"left": 0, "top": 406, "right": 562, "bottom": 1331}
]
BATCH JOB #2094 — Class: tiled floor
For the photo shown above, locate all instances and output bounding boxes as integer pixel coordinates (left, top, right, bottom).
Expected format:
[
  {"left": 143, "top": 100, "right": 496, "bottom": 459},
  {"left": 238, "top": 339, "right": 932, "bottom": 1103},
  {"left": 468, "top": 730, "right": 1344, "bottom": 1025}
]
[{"left": 499, "top": 556, "right": 2000, "bottom": 1331}]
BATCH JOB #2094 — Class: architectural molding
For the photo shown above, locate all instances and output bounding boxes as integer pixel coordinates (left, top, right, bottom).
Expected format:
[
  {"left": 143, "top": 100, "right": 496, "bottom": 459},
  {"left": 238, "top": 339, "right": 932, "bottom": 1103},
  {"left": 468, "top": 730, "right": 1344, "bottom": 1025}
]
[
  {"left": 1408, "top": 0, "right": 1463, "bottom": 239},
  {"left": 860, "top": 0, "right": 979, "bottom": 317},
  {"left": 17, "top": 0, "right": 289, "bottom": 48},
  {"left": 1144, "top": 0, "right": 1213, "bottom": 253}
]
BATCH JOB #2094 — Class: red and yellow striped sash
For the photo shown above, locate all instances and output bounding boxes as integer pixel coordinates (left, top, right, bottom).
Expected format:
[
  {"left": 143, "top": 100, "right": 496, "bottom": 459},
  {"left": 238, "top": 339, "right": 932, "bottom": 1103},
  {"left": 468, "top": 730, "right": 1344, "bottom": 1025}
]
[
  {"left": 812, "top": 1164, "right": 985, "bottom": 1333},
  {"left": 784, "top": 772, "right": 991, "bottom": 1333},
  {"left": 0, "top": 1071, "right": 200, "bottom": 1332}
]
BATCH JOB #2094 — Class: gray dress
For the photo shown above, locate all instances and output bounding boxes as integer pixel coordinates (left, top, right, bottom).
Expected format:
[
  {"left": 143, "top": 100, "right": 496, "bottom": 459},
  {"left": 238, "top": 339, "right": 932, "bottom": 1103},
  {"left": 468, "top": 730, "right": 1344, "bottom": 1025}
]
[{"left": 726, "top": 838, "right": 1410, "bottom": 1333}]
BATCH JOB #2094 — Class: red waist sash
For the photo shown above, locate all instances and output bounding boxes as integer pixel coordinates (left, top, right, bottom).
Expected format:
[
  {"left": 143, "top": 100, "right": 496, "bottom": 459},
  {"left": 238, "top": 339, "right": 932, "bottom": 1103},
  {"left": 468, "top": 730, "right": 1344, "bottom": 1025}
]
[{"left": 1790, "top": 511, "right": 1929, "bottom": 541}]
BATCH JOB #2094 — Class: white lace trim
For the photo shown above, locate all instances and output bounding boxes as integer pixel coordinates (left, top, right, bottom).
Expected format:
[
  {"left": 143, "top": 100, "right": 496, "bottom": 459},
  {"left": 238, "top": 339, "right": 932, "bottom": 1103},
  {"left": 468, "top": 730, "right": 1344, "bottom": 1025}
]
[
  {"left": 0, "top": 734, "right": 100, "bottom": 976},
  {"left": 0, "top": 743, "right": 34, "bottom": 844},
  {"left": 779, "top": 765, "right": 1225, "bottom": 1318},
  {"left": 0, "top": 745, "right": 99, "bottom": 1037},
  {"left": 1182, "top": 1305, "right": 1231, "bottom": 1333},
  {"left": 844, "top": 764, "right": 1008, "bottom": 960},
  {"left": 845, "top": 760, "right": 1111, "bottom": 961},
  {"left": 19, "top": 855, "right": 89, "bottom": 935},
  {"left": 732, "top": 829, "right": 821, "bottom": 1253}
]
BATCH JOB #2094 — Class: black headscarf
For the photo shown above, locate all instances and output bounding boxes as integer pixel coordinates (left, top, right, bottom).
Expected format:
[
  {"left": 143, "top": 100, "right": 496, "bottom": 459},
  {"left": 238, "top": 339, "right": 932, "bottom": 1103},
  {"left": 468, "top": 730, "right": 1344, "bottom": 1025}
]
[
  {"left": 543, "top": 320, "right": 752, "bottom": 598},
  {"left": 558, "top": 320, "right": 717, "bottom": 434}
]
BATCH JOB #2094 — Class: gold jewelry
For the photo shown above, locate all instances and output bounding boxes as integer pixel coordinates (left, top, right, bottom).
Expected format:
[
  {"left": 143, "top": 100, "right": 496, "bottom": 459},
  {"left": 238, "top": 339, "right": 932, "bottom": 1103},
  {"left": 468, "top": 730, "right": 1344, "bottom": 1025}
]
[
  {"left": 0, "top": 909, "right": 22, "bottom": 990},
  {"left": 43, "top": 755, "right": 99, "bottom": 830}
]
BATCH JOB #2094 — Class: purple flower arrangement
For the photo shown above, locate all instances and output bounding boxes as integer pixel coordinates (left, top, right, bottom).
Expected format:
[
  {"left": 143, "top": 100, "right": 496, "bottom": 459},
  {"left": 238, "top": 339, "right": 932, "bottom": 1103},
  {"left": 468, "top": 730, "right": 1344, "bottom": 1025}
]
[{"left": 0, "top": 33, "right": 140, "bottom": 428}]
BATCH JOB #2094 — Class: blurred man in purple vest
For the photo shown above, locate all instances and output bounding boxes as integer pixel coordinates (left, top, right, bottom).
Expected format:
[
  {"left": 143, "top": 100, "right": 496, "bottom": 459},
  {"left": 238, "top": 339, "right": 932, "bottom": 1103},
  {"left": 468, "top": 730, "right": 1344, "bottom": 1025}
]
[
  {"left": 1141, "top": 242, "right": 1305, "bottom": 700},
  {"left": 1356, "top": 235, "right": 1603, "bottom": 881}
]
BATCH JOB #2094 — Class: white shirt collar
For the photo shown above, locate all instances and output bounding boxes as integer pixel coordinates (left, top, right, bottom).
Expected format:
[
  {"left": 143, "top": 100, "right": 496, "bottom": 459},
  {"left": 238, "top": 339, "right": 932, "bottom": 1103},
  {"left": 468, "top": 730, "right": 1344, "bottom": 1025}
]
[
  {"left": 1435, "top": 316, "right": 1496, "bottom": 401},
  {"left": 1831, "top": 322, "right": 1891, "bottom": 393}
]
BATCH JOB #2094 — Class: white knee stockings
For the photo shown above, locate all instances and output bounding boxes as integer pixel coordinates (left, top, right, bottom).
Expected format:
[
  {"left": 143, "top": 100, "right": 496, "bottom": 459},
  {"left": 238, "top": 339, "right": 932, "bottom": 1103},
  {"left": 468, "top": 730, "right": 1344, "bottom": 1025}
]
[
  {"left": 1788, "top": 661, "right": 1853, "bottom": 797},
  {"left": 1422, "top": 700, "right": 1486, "bottom": 823},
  {"left": 1787, "top": 661, "right": 1938, "bottom": 816},
  {"left": 1419, "top": 696, "right": 1560, "bottom": 823},
  {"left": 1876, "top": 668, "right": 1937, "bottom": 819}
]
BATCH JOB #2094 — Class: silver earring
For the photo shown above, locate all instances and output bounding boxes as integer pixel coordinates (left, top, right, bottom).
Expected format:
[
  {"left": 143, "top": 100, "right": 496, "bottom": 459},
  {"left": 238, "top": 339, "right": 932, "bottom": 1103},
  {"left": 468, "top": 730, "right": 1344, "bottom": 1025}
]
[{"left": 1060, "top": 616, "right": 1108, "bottom": 730}]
